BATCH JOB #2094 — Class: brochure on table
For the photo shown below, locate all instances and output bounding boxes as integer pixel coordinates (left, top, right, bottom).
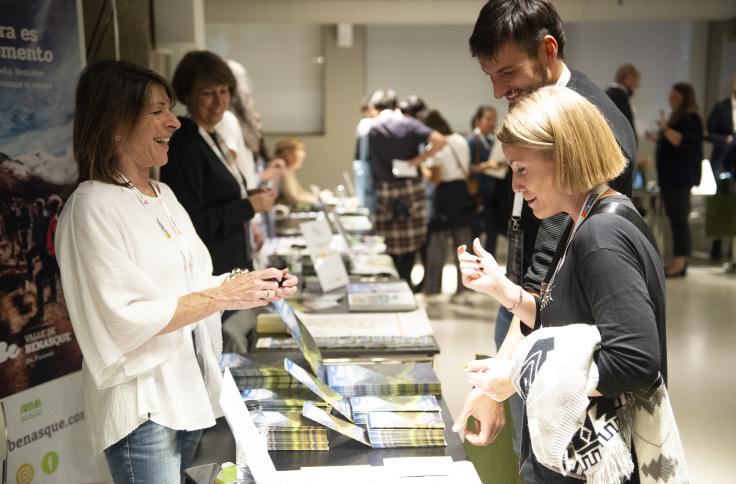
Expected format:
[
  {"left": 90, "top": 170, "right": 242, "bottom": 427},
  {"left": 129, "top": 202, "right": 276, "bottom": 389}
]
[
  {"left": 300, "top": 218, "right": 349, "bottom": 292},
  {"left": 219, "top": 368, "right": 277, "bottom": 483}
]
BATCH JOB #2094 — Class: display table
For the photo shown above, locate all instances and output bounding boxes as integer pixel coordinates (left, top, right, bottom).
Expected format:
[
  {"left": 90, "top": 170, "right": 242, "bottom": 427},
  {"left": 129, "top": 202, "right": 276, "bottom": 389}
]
[{"left": 191, "top": 399, "right": 466, "bottom": 472}]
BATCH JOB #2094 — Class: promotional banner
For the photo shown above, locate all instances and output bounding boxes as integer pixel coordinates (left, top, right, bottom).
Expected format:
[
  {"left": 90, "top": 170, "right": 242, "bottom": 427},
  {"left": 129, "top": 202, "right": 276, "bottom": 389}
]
[{"left": 1, "top": 0, "right": 109, "bottom": 481}]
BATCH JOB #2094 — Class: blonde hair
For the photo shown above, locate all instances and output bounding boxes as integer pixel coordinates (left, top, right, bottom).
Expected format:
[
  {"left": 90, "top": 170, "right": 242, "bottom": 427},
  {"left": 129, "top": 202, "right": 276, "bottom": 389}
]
[
  {"left": 496, "top": 86, "right": 626, "bottom": 194},
  {"left": 274, "top": 137, "right": 305, "bottom": 165}
]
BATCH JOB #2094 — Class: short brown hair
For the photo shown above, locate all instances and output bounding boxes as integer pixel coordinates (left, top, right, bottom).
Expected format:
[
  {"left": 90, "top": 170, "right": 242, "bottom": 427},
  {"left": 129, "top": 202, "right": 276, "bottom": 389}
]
[
  {"left": 171, "top": 50, "right": 236, "bottom": 106},
  {"left": 73, "top": 60, "right": 175, "bottom": 185},
  {"left": 497, "top": 86, "right": 626, "bottom": 194},
  {"left": 614, "top": 64, "right": 639, "bottom": 84},
  {"left": 274, "top": 137, "right": 305, "bottom": 162}
]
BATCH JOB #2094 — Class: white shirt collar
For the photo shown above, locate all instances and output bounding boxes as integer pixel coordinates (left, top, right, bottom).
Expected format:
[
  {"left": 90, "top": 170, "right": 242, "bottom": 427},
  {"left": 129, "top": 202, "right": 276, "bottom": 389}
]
[{"left": 556, "top": 64, "right": 572, "bottom": 87}]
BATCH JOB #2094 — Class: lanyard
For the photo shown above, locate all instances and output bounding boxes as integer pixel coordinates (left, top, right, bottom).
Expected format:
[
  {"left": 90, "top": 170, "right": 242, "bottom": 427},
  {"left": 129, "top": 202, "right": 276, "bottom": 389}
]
[
  {"left": 120, "top": 174, "right": 195, "bottom": 278},
  {"left": 198, "top": 125, "right": 248, "bottom": 199},
  {"left": 539, "top": 184, "right": 609, "bottom": 310}
]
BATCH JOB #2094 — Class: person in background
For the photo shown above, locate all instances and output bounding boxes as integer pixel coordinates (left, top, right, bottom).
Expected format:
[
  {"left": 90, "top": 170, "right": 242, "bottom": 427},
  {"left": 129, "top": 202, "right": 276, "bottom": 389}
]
[
  {"left": 399, "top": 94, "right": 428, "bottom": 119},
  {"left": 648, "top": 82, "right": 704, "bottom": 277},
  {"left": 455, "top": 2, "right": 637, "bottom": 482},
  {"left": 606, "top": 63, "right": 640, "bottom": 138},
  {"left": 368, "top": 89, "right": 447, "bottom": 288},
  {"left": 354, "top": 90, "right": 381, "bottom": 213},
  {"left": 417, "top": 109, "right": 474, "bottom": 301},
  {"left": 457, "top": 85, "right": 683, "bottom": 484},
  {"left": 274, "top": 137, "right": 319, "bottom": 209},
  {"left": 705, "top": 73, "right": 735, "bottom": 261},
  {"left": 56, "top": 60, "right": 297, "bottom": 483},
  {"left": 223, "top": 59, "right": 285, "bottom": 190},
  {"left": 467, "top": 105, "right": 508, "bottom": 256},
  {"left": 161, "top": 51, "right": 275, "bottom": 277}
]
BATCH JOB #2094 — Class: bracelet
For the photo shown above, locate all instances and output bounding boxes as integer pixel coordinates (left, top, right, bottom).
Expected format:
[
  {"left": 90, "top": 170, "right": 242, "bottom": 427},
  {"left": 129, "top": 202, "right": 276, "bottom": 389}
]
[
  {"left": 226, "top": 267, "right": 249, "bottom": 281},
  {"left": 505, "top": 286, "right": 524, "bottom": 312}
]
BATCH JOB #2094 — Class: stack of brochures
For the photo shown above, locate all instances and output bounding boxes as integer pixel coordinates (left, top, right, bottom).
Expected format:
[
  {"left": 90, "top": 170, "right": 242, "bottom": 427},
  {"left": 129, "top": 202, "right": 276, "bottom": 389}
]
[
  {"left": 366, "top": 411, "right": 447, "bottom": 448},
  {"left": 349, "top": 395, "right": 441, "bottom": 425},
  {"left": 326, "top": 362, "right": 442, "bottom": 397},
  {"left": 264, "top": 411, "right": 330, "bottom": 451},
  {"left": 346, "top": 281, "right": 416, "bottom": 312},
  {"left": 229, "top": 358, "right": 301, "bottom": 391},
  {"left": 241, "top": 388, "right": 331, "bottom": 413}
]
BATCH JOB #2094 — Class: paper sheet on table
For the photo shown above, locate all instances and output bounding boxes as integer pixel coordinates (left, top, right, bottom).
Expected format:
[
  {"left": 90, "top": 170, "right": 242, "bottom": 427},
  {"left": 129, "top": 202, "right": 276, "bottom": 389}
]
[
  {"left": 483, "top": 139, "right": 508, "bottom": 179},
  {"left": 294, "top": 307, "right": 434, "bottom": 338},
  {"left": 218, "top": 368, "right": 277, "bottom": 483},
  {"left": 383, "top": 456, "right": 454, "bottom": 477}
]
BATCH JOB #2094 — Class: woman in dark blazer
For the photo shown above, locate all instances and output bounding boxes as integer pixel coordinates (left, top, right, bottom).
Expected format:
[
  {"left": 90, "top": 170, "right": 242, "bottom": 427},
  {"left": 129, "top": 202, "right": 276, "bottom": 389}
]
[
  {"left": 650, "top": 82, "right": 704, "bottom": 277},
  {"left": 161, "top": 51, "right": 275, "bottom": 277}
]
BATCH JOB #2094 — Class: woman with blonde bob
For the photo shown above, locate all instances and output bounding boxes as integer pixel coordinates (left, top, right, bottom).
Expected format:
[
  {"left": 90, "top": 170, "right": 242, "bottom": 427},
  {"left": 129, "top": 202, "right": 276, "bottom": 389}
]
[{"left": 455, "top": 86, "right": 685, "bottom": 483}]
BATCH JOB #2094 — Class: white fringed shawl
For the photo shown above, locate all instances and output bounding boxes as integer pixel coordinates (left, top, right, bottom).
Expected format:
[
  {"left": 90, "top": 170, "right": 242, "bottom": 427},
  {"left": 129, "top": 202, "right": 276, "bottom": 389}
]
[{"left": 510, "top": 324, "right": 688, "bottom": 484}]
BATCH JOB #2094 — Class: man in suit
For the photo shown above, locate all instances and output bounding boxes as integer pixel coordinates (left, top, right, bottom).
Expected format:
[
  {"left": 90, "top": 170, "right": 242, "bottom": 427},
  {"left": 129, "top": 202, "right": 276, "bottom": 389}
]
[
  {"left": 453, "top": 2, "right": 636, "bottom": 482},
  {"left": 606, "top": 64, "right": 641, "bottom": 138}
]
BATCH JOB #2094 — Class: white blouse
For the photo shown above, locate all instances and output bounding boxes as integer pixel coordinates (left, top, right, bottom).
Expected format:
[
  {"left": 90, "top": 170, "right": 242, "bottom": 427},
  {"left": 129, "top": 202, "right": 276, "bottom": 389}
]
[
  {"left": 56, "top": 180, "right": 226, "bottom": 454},
  {"left": 425, "top": 133, "right": 471, "bottom": 182}
]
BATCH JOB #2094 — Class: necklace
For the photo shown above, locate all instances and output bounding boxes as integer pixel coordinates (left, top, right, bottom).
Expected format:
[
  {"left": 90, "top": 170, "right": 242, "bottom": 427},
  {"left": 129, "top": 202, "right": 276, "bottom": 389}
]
[
  {"left": 539, "top": 184, "right": 609, "bottom": 310},
  {"left": 119, "top": 174, "right": 195, "bottom": 276}
]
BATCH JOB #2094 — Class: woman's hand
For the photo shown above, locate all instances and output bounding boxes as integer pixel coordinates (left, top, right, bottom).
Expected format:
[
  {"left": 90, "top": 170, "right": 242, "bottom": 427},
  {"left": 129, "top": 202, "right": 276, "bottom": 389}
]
[
  {"left": 249, "top": 188, "right": 276, "bottom": 212},
  {"left": 217, "top": 267, "right": 296, "bottom": 310},
  {"left": 458, "top": 238, "right": 505, "bottom": 297},
  {"left": 261, "top": 158, "right": 286, "bottom": 182},
  {"left": 465, "top": 357, "right": 516, "bottom": 402}
]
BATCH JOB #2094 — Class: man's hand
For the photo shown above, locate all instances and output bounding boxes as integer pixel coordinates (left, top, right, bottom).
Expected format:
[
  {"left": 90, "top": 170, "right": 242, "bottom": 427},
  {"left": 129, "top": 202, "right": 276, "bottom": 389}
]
[{"left": 452, "top": 387, "right": 506, "bottom": 446}]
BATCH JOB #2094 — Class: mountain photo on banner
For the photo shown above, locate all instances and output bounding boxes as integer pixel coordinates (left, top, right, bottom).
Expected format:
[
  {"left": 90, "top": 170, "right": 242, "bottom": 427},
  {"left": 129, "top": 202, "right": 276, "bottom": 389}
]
[{"left": 0, "top": 0, "right": 84, "bottom": 399}]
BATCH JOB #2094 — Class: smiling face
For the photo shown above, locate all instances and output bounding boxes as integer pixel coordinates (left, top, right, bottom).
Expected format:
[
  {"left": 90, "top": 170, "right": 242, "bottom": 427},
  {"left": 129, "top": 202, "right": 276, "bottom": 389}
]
[
  {"left": 188, "top": 81, "right": 230, "bottom": 131},
  {"left": 476, "top": 108, "right": 497, "bottom": 135},
  {"left": 116, "top": 84, "right": 180, "bottom": 171},
  {"left": 503, "top": 144, "right": 565, "bottom": 219},
  {"left": 478, "top": 40, "right": 551, "bottom": 108}
]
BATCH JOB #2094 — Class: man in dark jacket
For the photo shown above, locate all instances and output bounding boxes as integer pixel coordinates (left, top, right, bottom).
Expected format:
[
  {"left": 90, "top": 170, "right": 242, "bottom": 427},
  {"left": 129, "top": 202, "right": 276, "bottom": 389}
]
[
  {"left": 606, "top": 63, "right": 641, "bottom": 139},
  {"left": 453, "top": 2, "right": 636, "bottom": 483}
]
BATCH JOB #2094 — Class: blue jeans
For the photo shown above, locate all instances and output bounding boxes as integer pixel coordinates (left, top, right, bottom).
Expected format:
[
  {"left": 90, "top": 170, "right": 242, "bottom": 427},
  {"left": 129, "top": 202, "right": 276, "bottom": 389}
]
[
  {"left": 495, "top": 307, "right": 535, "bottom": 484},
  {"left": 104, "top": 420, "right": 203, "bottom": 484}
]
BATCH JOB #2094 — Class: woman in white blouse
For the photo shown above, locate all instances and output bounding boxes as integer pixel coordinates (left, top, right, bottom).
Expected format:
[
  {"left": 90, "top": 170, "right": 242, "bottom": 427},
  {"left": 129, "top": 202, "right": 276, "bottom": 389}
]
[{"left": 56, "top": 60, "right": 298, "bottom": 483}]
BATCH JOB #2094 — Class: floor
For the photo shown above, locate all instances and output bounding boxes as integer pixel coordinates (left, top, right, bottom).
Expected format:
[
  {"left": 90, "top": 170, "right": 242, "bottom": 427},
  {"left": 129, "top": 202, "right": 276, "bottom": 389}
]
[{"left": 417, "top": 259, "right": 736, "bottom": 483}]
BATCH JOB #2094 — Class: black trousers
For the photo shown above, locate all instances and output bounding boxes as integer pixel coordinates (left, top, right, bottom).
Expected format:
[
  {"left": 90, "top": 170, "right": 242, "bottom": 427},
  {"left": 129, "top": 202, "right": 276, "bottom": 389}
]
[
  {"left": 661, "top": 188, "right": 692, "bottom": 257},
  {"left": 391, "top": 252, "right": 416, "bottom": 289}
]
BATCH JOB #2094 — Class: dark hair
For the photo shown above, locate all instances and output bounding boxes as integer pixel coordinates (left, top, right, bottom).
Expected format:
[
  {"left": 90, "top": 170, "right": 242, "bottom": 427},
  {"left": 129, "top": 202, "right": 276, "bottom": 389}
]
[
  {"left": 73, "top": 60, "right": 175, "bottom": 185},
  {"left": 399, "top": 95, "right": 427, "bottom": 118},
  {"left": 669, "top": 82, "right": 700, "bottom": 125},
  {"left": 371, "top": 88, "right": 398, "bottom": 111},
  {"left": 469, "top": 0, "right": 565, "bottom": 60},
  {"left": 171, "top": 50, "right": 236, "bottom": 106},
  {"left": 418, "top": 109, "right": 452, "bottom": 135},
  {"left": 471, "top": 105, "right": 496, "bottom": 130}
]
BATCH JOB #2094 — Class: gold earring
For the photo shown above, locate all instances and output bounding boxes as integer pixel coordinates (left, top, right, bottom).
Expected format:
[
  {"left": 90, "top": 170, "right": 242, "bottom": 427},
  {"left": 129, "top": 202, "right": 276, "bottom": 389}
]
[{"left": 114, "top": 135, "right": 121, "bottom": 142}]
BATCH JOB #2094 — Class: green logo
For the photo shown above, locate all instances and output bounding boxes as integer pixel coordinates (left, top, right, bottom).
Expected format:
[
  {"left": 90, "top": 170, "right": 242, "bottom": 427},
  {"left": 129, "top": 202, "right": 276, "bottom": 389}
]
[
  {"left": 20, "top": 399, "right": 42, "bottom": 414},
  {"left": 41, "top": 451, "right": 58, "bottom": 475}
]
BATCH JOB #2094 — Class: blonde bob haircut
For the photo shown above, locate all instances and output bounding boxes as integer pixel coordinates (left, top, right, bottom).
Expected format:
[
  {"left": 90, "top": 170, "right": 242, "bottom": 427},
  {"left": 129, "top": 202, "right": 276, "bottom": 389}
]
[
  {"left": 496, "top": 86, "right": 626, "bottom": 194},
  {"left": 274, "top": 137, "right": 305, "bottom": 161}
]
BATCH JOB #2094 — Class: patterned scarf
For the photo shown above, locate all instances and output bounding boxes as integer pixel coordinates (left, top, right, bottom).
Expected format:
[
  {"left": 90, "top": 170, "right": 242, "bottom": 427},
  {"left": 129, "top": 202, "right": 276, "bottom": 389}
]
[{"left": 511, "top": 324, "right": 688, "bottom": 484}]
